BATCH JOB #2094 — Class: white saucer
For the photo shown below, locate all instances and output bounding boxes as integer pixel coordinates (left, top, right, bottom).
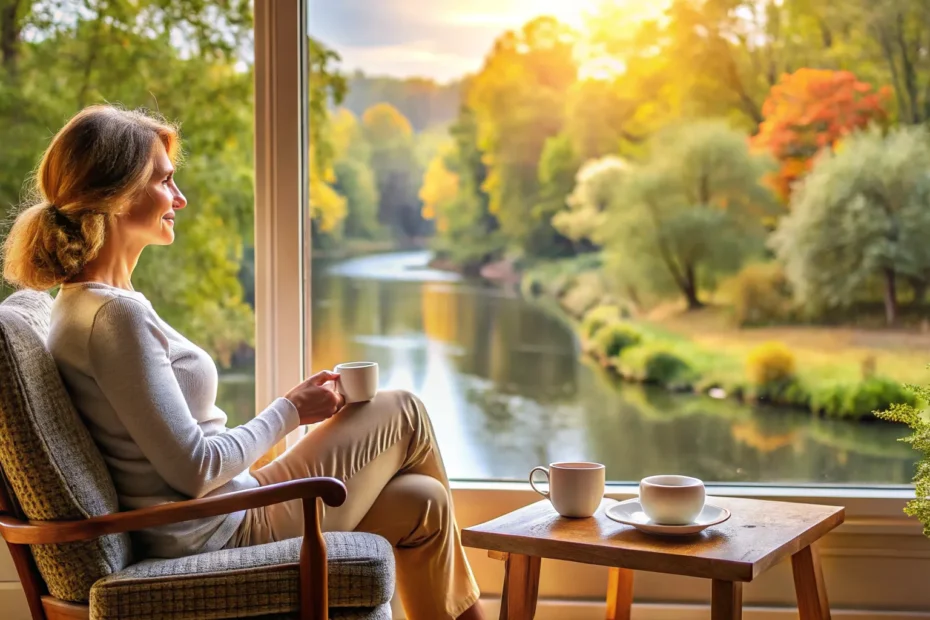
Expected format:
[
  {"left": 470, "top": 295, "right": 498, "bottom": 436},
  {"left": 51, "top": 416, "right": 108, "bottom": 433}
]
[{"left": 605, "top": 499, "right": 731, "bottom": 536}]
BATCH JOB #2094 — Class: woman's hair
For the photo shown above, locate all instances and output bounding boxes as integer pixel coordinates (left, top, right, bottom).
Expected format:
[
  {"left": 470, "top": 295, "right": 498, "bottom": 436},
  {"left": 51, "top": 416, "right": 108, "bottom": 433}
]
[{"left": 2, "top": 105, "right": 181, "bottom": 290}]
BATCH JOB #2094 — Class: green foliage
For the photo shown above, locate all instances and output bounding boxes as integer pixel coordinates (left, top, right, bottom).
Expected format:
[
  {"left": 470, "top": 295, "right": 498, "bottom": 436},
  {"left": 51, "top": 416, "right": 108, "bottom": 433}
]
[
  {"left": 552, "top": 156, "right": 626, "bottom": 247},
  {"left": 597, "top": 120, "right": 776, "bottom": 308},
  {"left": 876, "top": 380, "right": 930, "bottom": 536},
  {"left": 362, "top": 103, "right": 429, "bottom": 239},
  {"left": 467, "top": 17, "right": 578, "bottom": 258},
  {"left": 426, "top": 106, "right": 505, "bottom": 267},
  {"left": 812, "top": 378, "right": 915, "bottom": 420},
  {"left": 746, "top": 342, "right": 797, "bottom": 386},
  {"left": 592, "top": 323, "right": 642, "bottom": 359},
  {"left": 772, "top": 125, "right": 930, "bottom": 325},
  {"left": 579, "top": 305, "right": 622, "bottom": 342},
  {"left": 720, "top": 262, "right": 796, "bottom": 326},
  {"left": 619, "top": 344, "right": 693, "bottom": 388}
]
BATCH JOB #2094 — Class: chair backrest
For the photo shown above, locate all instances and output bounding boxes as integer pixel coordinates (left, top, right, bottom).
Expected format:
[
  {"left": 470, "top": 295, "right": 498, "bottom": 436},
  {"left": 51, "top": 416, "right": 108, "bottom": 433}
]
[{"left": 0, "top": 290, "right": 132, "bottom": 603}]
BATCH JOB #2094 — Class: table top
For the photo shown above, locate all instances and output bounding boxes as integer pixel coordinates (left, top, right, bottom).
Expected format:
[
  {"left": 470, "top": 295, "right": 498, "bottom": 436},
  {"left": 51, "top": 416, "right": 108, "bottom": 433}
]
[{"left": 462, "top": 497, "right": 844, "bottom": 582}]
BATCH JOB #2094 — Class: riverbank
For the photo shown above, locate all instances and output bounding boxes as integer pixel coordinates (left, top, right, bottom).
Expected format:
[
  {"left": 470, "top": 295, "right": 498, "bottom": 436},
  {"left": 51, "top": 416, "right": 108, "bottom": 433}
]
[{"left": 520, "top": 257, "right": 924, "bottom": 422}]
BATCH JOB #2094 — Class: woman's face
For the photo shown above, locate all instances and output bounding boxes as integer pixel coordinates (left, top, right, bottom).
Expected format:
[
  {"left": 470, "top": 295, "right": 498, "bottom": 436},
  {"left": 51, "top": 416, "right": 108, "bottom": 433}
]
[{"left": 120, "top": 142, "right": 187, "bottom": 247}]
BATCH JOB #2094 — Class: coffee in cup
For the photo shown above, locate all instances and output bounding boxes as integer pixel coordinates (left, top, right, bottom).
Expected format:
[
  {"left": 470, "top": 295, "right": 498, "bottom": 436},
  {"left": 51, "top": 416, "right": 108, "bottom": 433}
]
[
  {"left": 639, "top": 475, "right": 705, "bottom": 525},
  {"left": 334, "top": 362, "right": 379, "bottom": 404},
  {"left": 530, "top": 462, "right": 605, "bottom": 518}
]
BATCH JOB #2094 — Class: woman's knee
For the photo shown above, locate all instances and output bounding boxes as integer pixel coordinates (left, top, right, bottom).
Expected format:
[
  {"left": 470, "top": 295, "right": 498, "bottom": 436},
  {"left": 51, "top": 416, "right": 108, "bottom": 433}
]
[{"left": 394, "top": 474, "right": 450, "bottom": 546}]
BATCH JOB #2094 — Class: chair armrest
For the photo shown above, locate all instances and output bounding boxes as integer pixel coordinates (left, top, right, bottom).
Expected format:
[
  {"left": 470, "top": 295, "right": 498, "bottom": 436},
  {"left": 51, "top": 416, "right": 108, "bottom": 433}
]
[{"left": 0, "top": 477, "right": 346, "bottom": 545}]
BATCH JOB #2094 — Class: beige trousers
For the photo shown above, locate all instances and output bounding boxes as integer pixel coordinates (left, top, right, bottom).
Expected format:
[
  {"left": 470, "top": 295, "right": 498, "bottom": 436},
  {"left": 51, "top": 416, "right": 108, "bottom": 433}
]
[{"left": 227, "top": 390, "right": 480, "bottom": 620}]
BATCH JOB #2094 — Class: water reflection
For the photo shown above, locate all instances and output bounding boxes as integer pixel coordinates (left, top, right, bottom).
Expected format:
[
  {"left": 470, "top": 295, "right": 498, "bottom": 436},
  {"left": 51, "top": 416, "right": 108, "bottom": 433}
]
[{"left": 220, "top": 251, "right": 914, "bottom": 485}]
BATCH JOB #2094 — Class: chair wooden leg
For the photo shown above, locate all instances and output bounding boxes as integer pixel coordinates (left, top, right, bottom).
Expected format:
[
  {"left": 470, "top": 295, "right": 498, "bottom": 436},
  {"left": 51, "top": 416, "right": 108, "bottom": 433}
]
[
  {"left": 5, "top": 541, "right": 46, "bottom": 620},
  {"left": 300, "top": 497, "right": 328, "bottom": 620},
  {"left": 500, "top": 554, "right": 541, "bottom": 620},
  {"left": 711, "top": 580, "right": 743, "bottom": 620},
  {"left": 605, "top": 567, "right": 634, "bottom": 620},
  {"left": 792, "top": 544, "right": 831, "bottom": 620}
]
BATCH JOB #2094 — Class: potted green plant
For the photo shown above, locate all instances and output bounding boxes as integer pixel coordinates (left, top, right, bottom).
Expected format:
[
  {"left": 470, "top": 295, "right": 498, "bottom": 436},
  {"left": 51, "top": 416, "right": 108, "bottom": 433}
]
[{"left": 876, "top": 384, "right": 930, "bottom": 535}]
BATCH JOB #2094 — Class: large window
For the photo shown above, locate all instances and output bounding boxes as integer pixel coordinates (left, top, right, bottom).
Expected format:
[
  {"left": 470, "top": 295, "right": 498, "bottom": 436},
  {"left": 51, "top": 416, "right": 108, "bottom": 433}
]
[
  {"left": 305, "top": 0, "right": 921, "bottom": 486},
  {"left": 0, "top": 1, "right": 258, "bottom": 428}
]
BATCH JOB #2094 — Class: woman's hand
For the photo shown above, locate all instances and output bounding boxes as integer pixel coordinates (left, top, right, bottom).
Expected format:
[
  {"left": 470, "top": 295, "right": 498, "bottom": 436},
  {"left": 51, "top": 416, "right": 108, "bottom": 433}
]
[{"left": 285, "top": 371, "right": 346, "bottom": 425}]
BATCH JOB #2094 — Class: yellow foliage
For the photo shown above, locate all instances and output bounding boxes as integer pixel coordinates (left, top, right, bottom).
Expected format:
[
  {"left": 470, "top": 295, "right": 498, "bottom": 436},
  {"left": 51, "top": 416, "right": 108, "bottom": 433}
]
[
  {"left": 309, "top": 148, "right": 347, "bottom": 232},
  {"left": 420, "top": 153, "right": 459, "bottom": 224},
  {"left": 746, "top": 342, "right": 796, "bottom": 386},
  {"left": 362, "top": 102, "right": 413, "bottom": 143},
  {"left": 329, "top": 108, "right": 361, "bottom": 160}
]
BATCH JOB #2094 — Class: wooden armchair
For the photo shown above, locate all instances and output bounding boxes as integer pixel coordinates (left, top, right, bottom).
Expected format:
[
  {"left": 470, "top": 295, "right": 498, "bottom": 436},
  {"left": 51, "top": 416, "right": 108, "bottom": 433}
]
[
  {"left": 0, "top": 290, "right": 394, "bottom": 620},
  {"left": 1, "top": 476, "right": 350, "bottom": 620}
]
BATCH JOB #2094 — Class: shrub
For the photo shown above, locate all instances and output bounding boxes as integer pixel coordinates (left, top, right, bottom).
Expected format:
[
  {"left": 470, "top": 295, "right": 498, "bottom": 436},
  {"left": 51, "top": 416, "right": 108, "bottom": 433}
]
[
  {"left": 721, "top": 262, "right": 795, "bottom": 326},
  {"left": 746, "top": 342, "right": 796, "bottom": 386},
  {"left": 754, "top": 378, "right": 810, "bottom": 408},
  {"left": 811, "top": 377, "right": 916, "bottom": 420},
  {"left": 875, "top": 380, "right": 930, "bottom": 536},
  {"left": 810, "top": 383, "right": 849, "bottom": 418},
  {"left": 592, "top": 322, "right": 642, "bottom": 360},
  {"left": 620, "top": 344, "right": 692, "bottom": 388},
  {"left": 580, "top": 305, "right": 622, "bottom": 342}
]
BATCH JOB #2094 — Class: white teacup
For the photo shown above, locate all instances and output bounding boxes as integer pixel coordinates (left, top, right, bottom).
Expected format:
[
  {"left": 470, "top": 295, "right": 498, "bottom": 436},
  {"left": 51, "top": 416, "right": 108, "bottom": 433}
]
[
  {"left": 639, "top": 475, "right": 705, "bottom": 525},
  {"left": 334, "top": 362, "right": 379, "bottom": 404},
  {"left": 530, "top": 462, "right": 605, "bottom": 518}
]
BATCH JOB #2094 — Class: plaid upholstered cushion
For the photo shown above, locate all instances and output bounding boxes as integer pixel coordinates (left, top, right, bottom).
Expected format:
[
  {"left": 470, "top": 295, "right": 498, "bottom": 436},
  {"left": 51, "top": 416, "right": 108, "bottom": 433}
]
[
  {"left": 89, "top": 532, "right": 395, "bottom": 619},
  {"left": 0, "top": 290, "right": 132, "bottom": 602}
]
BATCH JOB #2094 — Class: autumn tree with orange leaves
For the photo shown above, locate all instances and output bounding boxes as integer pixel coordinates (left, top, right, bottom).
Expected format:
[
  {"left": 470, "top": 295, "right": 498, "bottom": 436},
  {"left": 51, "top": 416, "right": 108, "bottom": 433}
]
[{"left": 752, "top": 69, "right": 890, "bottom": 202}]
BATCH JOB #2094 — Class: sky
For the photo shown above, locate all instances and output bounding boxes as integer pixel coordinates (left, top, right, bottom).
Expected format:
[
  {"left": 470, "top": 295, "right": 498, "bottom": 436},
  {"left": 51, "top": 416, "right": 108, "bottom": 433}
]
[{"left": 307, "top": 0, "right": 601, "bottom": 82}]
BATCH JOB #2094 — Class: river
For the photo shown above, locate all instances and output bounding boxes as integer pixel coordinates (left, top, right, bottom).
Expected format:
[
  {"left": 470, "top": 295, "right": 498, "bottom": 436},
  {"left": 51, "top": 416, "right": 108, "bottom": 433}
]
[{"left": 218, "top": 251, "right": 915, "bottom": 486}]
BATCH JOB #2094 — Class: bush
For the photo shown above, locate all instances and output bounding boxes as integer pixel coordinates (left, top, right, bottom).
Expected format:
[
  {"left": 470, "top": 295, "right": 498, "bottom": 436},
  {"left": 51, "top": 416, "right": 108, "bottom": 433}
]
[
  {"left": 721, "top": 263, "right": 795, "bottom": 326},
  {"left": 810, "top": 377, "right": 916, "bottom": 420},
  {"left": 620, "top": 344, "right": 692, "bottom": 388},
  {"left": 580, "top": 305, "right": 622, "bottom": 342},
  {"left": 592, "top": 322, "right": 642, "bottom": 360},
  {"left": 754, "top": 378, "right": 810, "bottom": 408},
  {"left": 746, "top": 342, "right": 796, "bottom": 386}
]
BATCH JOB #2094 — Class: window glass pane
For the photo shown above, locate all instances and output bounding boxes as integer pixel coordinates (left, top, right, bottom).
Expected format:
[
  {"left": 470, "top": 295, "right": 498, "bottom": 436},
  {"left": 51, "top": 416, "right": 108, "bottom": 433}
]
[
  {"left": 307, "top": 1, "right": 917, "bottom": 485},
  {"left": 1, "top": 1, "right": 256, "bottom": 426}
]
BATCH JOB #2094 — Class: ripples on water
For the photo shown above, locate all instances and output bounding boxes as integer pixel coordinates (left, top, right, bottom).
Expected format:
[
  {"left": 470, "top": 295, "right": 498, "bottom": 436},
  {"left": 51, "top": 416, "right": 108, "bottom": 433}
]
[{"left": 218, "top": 251, "right": 915, "bottom": 486}]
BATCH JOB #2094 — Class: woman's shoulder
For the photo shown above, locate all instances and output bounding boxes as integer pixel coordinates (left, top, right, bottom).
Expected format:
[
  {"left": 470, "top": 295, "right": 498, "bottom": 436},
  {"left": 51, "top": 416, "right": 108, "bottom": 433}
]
[{"left": 53, "top": 283, "right": 155, "bottom": 333}]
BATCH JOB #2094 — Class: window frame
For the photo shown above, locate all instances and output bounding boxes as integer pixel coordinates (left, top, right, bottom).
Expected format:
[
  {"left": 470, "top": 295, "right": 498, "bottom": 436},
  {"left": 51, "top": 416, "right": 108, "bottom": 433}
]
[{"left": 253, "top": 1, "right": 928, "bottom": 614}]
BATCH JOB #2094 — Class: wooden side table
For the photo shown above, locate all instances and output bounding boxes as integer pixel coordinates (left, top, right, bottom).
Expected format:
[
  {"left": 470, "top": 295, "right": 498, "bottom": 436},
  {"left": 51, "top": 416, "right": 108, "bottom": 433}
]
[{"left": 462, "top": 497, "right": 844, "bottom": 620}]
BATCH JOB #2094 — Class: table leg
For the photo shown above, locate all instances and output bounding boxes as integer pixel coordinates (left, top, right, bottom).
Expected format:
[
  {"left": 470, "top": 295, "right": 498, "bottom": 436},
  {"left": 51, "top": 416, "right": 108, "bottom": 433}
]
[
  {"left": 605, "top": 567, "right": 634, "bottom": 620},
  {"left": 500, "top": 554, "right": 541, "bottom": 620},
  {"left": 792, "top": 543, "right": 831, "bottom": 620},
  {"left": 711, "top": 580, "right": 743, "bottom": 620}
]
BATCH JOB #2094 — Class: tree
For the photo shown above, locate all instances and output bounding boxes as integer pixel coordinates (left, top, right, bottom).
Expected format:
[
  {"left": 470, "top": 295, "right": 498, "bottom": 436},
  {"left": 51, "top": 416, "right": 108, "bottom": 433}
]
[
  {"left": 751, "top": 69, "right": 890, "bottom": 200},
  {"left": 771, "top": 125, "right": 930, "bottom": 325},
  {"left": 467, "top": 16, "right": 578, "bottom": 258},
  {"left": 327, "top": 108, "right": 380, "bottom": 240},
  {"left": 308, "top": 37, "right": 348, "bottom": 234},
  {"left": 420, "top": 105, "right": 503, "bottom": 269},
  {"left": 361, "top": 102, "right": 424, "bottom": 239},
  {"left": 552, "top": 156, "right": 628, "bottom": 249},
  {"left": 600, "top": 120, "right": 775, "bottom": 309}
]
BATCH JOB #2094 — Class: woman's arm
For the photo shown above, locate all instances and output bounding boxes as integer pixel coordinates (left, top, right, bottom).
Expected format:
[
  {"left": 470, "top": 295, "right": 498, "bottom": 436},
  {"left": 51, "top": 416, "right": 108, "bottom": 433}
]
[{"left": 88, "top": 297, "right": 300, "bottom": 498}]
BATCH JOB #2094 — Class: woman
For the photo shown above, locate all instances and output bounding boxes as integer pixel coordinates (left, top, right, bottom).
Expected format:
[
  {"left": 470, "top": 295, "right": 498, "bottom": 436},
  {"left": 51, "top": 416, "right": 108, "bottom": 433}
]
[{"left": 2, "top": 105, "right": 483, "bottom": 620}]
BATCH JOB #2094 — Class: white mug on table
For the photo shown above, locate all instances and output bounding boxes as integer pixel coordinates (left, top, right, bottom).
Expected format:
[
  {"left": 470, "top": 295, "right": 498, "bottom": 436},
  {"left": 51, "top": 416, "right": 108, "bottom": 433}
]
[{"left": 529, "top": 462, "right": 605, "bottom": 518}]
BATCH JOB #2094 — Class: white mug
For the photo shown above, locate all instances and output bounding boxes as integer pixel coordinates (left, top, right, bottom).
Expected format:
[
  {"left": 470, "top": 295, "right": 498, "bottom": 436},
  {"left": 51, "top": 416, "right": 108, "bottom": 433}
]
[
  {"left": 334, "top": 362, "right": 379, "bottom": 404},
  {"left": 639, "top": 475, "right": 705, "bottom": 525},
  {"left": 530, "top": 462, "right": 605, "bottom": 518}
]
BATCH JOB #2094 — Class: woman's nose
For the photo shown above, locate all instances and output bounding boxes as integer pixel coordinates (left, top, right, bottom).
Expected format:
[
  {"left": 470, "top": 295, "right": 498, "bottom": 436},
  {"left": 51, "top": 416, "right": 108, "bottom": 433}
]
[{"left": 173, "top": 187, "right": 188, "bottom": 210}]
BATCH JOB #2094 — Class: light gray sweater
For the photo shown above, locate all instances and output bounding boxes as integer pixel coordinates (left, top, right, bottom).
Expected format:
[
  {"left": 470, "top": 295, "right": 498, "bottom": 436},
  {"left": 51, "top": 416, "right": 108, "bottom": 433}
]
[{"left": 49, "top": 282, "right": 299, "bottom": 558}]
